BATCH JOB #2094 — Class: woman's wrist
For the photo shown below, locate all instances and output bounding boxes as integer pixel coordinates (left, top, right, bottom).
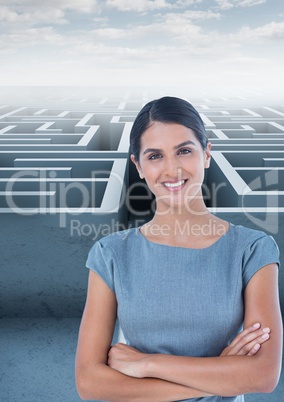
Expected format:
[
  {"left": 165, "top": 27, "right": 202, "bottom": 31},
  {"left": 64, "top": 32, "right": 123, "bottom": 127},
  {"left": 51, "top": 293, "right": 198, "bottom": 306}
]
[
  {"left": 141, "top": 354, "right": 156, "bottom": 378},
  {"left": 142, "top": 354, "right": 214, "bottom": 398}
]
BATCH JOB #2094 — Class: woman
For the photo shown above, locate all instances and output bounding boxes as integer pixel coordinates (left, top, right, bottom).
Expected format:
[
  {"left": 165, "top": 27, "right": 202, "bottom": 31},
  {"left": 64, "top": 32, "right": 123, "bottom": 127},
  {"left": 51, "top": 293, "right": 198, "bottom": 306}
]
[{"left": 76, "top": 96, "right": 282, "bottom": 401}]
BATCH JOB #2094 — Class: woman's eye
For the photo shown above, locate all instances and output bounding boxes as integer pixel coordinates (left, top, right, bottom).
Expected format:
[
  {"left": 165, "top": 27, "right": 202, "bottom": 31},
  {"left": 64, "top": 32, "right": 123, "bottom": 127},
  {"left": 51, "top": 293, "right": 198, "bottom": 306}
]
[
  {"left": 149, "top": 153, "right": 162, "bottom": 160},
  {"left": 178, "top": 148, "right": 191, "bottom": 155}
]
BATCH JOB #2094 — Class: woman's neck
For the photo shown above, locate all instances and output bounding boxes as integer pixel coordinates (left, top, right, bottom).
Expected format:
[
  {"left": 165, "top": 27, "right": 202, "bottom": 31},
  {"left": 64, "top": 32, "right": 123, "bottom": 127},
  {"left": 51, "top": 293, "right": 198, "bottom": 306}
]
[
  {"left": 141, "top": 201, "right": 229, "bottom": 248},
  {"left": 154, "top": 196, "right": 209, "bottom": 227}
]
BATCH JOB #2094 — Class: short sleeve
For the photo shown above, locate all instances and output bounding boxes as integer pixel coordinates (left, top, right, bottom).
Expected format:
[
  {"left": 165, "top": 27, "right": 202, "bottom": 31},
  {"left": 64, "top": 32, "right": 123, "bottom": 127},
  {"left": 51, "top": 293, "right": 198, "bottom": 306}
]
[
  {"left": 86, "top": 240, "right": 115, "bottom": 292},
  {"left": 242, "top": 235, "right": 280, "bottom": 288}
]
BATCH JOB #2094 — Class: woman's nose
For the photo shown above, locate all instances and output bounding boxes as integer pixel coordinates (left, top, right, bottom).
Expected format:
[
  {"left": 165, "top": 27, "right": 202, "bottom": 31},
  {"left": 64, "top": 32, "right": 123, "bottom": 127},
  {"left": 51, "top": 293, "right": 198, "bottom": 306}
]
[{"left": 164, "top": 157, "right": 180, "bottom": 178}]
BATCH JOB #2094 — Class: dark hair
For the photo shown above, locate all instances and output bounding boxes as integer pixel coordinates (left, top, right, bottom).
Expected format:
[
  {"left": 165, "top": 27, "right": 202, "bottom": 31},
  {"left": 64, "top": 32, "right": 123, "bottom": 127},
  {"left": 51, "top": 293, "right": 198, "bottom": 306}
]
[{"left": 130, "top": 96, "right": 208, "bottom": 161}]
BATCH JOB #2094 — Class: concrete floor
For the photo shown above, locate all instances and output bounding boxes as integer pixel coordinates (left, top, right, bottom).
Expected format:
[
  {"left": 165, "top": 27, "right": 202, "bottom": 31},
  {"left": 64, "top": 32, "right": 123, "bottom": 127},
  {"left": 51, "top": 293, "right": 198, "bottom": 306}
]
[
  {"left": 1, "top": 211, "right": 283, "bottom": 402},
  {"left": 0, "top": 318, "right": 283, "bottom": 402}
]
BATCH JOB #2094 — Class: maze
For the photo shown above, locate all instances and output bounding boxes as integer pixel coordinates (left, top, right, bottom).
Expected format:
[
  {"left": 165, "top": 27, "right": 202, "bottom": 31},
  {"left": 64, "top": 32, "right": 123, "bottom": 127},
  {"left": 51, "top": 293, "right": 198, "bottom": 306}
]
[
  {"left": 0, "top": 92, "right": 284, "bottom": 231},
  {"left": 0, "top": 100, "right": 136, "bottom": 229},
  {"left": 199, "top": 103, "right": 284, "bottom": 212}
]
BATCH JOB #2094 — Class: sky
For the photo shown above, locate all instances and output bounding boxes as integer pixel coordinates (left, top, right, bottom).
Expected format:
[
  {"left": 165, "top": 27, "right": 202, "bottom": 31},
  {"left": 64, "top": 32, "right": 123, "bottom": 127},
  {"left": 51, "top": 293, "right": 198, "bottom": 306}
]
[{"left": 0, "top": 0, "right": 283, "bottom": 90}]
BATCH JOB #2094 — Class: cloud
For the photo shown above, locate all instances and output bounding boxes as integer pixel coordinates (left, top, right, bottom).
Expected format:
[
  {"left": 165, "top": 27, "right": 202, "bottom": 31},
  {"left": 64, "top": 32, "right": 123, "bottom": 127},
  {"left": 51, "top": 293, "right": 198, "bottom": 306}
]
[
  {"left": 0, "top": 1, "right": 100, "bottom": 28},
  {"left": 175, "top": 0, "right": 204, "bottom": 5},
  {"left": 104, "top": 0, "right": 205, "bottom": 12},
  {"left": 0, "top": 6, "right": 67, "bottom": 26},
  {"left": 105, "top": 0, "right": 174, "bottom": 12},
  {"left": 139, "top": 11, "right": 220, "bottom": 43},
  {"left": 118, "top": 16, "right": 284, "bottom": 61},
  {"left": 238, "top": 0, "right": 266, "bottom": 6},
  {"left": 92, "top": 27, "right": 129, "bottom": 39},
  {"left": 75, "top": 42, "right": 147, "bottom": 57},
  {"left": 87, "top": 10, "right": 220, "bottom": 42},
  {"left": 214, "top": 0, "right": 234, "bottom": 9},
  {"left": 56, "top": 0, "right": 99, "bottom": 12},
  {"left": 237, "top": 21, "right": 284, "bottom": 40},
  {"left": 161, "top": 10, "right": 221, "bottom": 21},
  {"left": 0, "top": 26, "right": 66, "bottom": 51},
  {"left": 0, "top": 0, "right": 99, "bottom": 13},
  {"left": 93, "top": 17, "right": 109, "bottom": 23},
  {"left": 215, "top": 0, "right": 266, "bottom": 9}
]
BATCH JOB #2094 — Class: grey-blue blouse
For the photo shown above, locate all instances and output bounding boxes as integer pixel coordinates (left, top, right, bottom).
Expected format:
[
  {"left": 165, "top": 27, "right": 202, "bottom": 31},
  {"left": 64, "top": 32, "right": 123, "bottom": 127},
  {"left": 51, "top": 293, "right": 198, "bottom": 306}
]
[{"left": 86, "top": 223, "right": 280, "bottom": 402}]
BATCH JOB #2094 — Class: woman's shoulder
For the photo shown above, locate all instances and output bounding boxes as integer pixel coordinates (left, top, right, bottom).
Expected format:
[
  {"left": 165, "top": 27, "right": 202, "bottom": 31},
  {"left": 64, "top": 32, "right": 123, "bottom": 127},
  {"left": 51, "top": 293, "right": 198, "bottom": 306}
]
[
  {"left": 97, "top": 227, "right": 140, "bottom": 249},
  {"left": 229, "top": 223, "right": 278, "bottom": 251},
  {"left": 87, "top": 227, "right": 140, "bottom": 266},
  {"left": 231, "top": 223, "right": 271, "bottom": 238}
]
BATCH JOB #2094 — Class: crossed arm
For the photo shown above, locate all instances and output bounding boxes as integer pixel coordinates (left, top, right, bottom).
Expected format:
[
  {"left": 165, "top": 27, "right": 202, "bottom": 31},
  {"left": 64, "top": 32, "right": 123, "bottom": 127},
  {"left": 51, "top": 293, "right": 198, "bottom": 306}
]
[{"left": 75, "top": 263, "right": 282, "bottom": 401}]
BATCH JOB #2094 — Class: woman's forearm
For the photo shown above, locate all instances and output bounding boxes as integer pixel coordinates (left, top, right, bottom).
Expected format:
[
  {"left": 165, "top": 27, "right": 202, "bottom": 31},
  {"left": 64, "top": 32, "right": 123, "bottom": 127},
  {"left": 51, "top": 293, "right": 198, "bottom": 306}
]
[
  {"left": 144, "top": 352, "right": 279, "bottom": 397},
  {"left": 77, "top": 362, "right": 212, "bottom": 402},
  {"left": 107, "top": 323, "right": 281, "bottom": 398}
]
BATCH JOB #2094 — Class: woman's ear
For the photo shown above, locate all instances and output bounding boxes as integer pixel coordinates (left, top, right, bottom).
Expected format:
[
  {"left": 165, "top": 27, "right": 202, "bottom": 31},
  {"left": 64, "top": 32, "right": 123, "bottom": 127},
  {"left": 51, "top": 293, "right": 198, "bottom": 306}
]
[
  {"left": 130, "top": 154, "right": 144, "bottom": 179},
  {"left": 204, "top": 142, "right": 212, "bottom": 169}
]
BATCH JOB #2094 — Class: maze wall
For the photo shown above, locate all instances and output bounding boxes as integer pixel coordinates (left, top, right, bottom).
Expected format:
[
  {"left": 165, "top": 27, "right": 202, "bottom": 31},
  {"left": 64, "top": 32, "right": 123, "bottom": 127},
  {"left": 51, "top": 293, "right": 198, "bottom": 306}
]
[
  {"left": 200, "top": 104, "right": 284, "bottom": 212},
  {"left": 1, "top": 89, "right": 283, "bottom": 317}
]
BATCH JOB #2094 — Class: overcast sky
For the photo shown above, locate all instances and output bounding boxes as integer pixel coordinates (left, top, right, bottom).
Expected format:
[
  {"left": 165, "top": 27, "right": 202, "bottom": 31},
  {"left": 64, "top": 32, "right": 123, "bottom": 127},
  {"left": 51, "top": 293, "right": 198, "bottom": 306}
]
[{"left": 0, "top": 0, "right": 283, "bottom": 90}]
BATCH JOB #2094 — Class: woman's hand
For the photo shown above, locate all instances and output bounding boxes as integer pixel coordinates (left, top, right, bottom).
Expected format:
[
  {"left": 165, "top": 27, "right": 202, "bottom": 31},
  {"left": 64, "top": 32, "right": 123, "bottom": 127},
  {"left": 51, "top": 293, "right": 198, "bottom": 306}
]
[
  {"left": 220, "top": 322, "right": 270, "bottom": 357},
  {"left": 108, "top": 343, "right": 149, "bottom": 378}
]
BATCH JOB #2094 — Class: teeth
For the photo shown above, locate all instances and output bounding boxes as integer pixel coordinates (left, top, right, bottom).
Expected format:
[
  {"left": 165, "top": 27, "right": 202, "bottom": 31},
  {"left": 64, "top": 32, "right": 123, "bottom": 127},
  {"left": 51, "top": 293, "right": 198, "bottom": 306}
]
[{"left": 164, "top": 180, "right": 185, "bottom": 188}]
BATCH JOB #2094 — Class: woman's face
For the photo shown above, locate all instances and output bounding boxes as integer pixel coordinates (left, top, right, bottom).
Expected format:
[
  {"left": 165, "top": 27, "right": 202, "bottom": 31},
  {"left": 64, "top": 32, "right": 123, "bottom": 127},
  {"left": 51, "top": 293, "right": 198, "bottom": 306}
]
[{"left": 131, "top": 122, "right": 211, "bottom": 213}]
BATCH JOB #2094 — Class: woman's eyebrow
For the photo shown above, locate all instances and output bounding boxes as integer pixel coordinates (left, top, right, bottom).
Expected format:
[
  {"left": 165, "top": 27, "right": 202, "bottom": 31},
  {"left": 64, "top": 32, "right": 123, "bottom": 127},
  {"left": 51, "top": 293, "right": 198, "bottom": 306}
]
[
  {"left": 143, "top": 141, "right": 196, "bottom": 156},
  {"left": 143, "top": 147, "right": 162, "bottom": 155},
  {"left": 173, "top": 140, "right": 196, "bottom": 149}
]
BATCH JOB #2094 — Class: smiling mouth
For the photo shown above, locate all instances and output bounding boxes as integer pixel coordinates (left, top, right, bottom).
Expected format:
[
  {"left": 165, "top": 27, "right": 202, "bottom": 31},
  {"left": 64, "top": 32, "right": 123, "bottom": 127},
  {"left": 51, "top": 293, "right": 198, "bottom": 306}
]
[{"left": 163, "top": 179, "right": 187, "bottom": 189}]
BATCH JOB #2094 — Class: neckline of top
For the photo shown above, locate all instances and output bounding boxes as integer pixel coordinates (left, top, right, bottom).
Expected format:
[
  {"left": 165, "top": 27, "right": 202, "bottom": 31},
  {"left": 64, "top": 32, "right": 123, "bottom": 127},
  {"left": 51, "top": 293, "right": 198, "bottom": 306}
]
[{"left": 136, "top": 222, "right": 234, "bottom": 251}]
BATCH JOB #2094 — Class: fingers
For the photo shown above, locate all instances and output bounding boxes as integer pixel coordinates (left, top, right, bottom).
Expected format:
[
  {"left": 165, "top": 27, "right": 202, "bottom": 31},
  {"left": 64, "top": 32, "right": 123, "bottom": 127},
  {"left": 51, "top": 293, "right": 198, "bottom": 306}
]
[
  {"left": 222, "top": 323, "right": 271, "bottom": 356},
  {"left": 108, "top": 343, "right": 123, "bottom": 365},
  {"left": 247, "top": 342, "right": 261, "bottom": 356},
  {"left": 235, "top": 328, "right": 270, "bottom": 356},
  {"left": 108, "top": 343, "right": 142, "bottom": 363},
  {"left": 229, "top": 323, "right": 261, "bottom": 347},
  {"left": 110, "top": 343, "right": 136, "bottom": 352}
]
